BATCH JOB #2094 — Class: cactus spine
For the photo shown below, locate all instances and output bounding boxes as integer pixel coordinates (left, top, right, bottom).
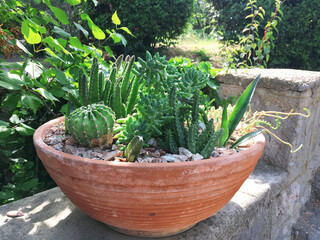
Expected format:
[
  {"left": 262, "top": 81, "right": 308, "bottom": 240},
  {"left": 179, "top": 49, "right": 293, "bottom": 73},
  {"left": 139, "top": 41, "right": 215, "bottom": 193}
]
[
  {"left": 66, "top": 103, "right": 115, "bottom": 148},
  {"left": 125, "top": 136, "right": 143, "bottom": 162}
]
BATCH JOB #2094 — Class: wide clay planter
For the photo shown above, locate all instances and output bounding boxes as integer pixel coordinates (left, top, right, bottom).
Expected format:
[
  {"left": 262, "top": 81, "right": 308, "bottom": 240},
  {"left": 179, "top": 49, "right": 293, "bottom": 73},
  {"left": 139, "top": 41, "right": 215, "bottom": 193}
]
[{"left": 33, "top": 116, "right": 265, "bottom": 237}]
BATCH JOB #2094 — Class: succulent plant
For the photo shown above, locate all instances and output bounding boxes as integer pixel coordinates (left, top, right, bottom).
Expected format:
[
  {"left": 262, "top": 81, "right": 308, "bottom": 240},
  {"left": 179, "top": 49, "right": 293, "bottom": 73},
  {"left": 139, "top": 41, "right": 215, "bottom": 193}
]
[
  {"left": 124, "top": 136, "right": 143, "bottom": 162},
  {"left": 69, "top": 55, "right": 140, "bottom": 119},
  {"left": 66, "top": 103, "right": 115, "bottom": 148}
]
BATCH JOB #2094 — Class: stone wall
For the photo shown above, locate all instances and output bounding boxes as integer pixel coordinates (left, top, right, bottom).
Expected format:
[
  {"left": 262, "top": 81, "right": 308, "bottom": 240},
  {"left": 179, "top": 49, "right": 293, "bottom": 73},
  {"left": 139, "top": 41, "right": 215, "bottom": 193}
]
[{"left": 216, "top": 68, "right": 320, "bottom": 239}]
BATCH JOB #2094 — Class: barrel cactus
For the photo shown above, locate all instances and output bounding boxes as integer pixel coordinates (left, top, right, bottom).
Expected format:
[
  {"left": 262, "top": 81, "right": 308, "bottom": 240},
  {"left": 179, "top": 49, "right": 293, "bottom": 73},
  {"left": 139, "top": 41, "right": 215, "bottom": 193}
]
[{"left": 66, "top": 104, "right": 115, "bottom": 148}]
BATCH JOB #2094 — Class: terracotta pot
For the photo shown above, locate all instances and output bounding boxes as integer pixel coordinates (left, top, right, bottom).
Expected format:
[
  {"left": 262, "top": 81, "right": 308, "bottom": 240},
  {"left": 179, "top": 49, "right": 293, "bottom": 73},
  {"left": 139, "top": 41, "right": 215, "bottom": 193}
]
[{"left": 33, "top": 116, "right": 265, "bottom": 237}]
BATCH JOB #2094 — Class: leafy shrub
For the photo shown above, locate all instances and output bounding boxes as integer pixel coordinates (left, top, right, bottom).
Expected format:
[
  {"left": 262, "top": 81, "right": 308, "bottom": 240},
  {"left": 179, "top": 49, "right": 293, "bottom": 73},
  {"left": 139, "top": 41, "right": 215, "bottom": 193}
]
[
  {"left": 209, "top": 0, "right": 320, "bottom": 71},
  {"left": 83, "top": 0, "right": 194, "bottom": 56}
]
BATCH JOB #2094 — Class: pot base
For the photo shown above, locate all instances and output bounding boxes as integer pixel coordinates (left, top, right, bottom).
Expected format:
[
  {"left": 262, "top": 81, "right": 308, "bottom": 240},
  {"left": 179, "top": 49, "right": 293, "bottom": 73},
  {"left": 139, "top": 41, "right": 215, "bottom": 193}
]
[{"left": 107, "top": 223, "right": 196, "bottom": 238}]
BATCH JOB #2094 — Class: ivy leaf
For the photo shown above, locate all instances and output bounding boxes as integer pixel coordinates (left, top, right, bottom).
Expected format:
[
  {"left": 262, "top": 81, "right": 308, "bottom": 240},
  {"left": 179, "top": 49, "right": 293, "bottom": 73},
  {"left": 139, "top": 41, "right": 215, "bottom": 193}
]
[
  {"left": 81, "top": 13, "right": 105, "bottom": 40},
  {"left": 2, "top": 93, "right": 21, "bottom": 112},
  {"left": 113, "top": 32, "right": 127, "bottom": 46},
  {"left": 112, "top": 11, "right": 121, "bottom": 25},
  {"left": 21, "top": 20, "right": 41, "bottom": 44},
  {"left": 49, "top": 6, "right": 69, "bottom": 25},
  {"left": 73, "top": 22, "right": 89, "bottom": 39}
]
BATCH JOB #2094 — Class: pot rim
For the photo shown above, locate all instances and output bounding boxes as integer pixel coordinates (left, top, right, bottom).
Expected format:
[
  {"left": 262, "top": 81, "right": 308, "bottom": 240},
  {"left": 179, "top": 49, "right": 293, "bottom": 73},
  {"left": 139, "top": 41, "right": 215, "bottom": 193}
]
[{"left": 33, "top": 116, "right": 266, "bottom": 169}]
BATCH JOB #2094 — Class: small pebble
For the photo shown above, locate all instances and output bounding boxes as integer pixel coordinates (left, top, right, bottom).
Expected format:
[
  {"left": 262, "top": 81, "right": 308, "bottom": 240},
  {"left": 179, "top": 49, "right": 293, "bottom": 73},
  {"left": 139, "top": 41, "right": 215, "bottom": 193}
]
[
  {"left": 191, "top": 153, "right": 204, "bottom": 161},
  {"left": 211, "top": 151, "right": 219, "bottom": 158},
  {"left": 7, "top": 211, "right": 24, "bottom": 218},
  {"left": 178, "top": 147, "right": 193, "bottom": 158}
]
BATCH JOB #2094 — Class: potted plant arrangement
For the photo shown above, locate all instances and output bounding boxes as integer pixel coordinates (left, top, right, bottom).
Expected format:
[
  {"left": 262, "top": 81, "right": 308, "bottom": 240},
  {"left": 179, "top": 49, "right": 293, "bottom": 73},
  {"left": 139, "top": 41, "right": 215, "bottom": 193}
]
[{"left": 33, "top": 52, "right": 309, "bottom": 237}]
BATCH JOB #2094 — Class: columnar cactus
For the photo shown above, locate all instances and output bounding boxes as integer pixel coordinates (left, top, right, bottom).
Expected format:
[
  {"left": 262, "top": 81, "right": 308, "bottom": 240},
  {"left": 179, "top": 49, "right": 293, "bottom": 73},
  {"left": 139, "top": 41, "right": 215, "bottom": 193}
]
[{"left": 66, "top": 103, "right": 115, "bottom": 148}]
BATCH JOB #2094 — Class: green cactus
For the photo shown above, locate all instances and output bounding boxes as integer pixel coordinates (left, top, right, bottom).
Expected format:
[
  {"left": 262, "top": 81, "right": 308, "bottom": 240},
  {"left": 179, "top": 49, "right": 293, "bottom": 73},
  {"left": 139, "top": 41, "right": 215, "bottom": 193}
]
[
  {"left": 69, "top": 55, "right": 140, "bottom": 119},
  {"left": 165, "top": 88, "right": 223, "bottom": 158},
  {"left": 124, "top": 135, "right": 143, "bottom": 162},
  {"left": 66, "top": 103, "right": 115, "bottom": 148}
]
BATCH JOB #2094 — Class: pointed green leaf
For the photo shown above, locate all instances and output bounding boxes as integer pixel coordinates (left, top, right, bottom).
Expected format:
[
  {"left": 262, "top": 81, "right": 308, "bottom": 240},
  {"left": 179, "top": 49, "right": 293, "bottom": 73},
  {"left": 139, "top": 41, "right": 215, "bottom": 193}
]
[
  {"left": 231, "top": 129, "right": 270, "bottom": 149},
  {"left": 112, "top": 11, "right": 121, "bottom": 25},
  {"left": 16, "top": 123, "right": 35, "bottom": 136},
  {"left": 119, "top": 27, "right": 134, "bottom": 36},
  {"left": 73, "top": 22, "right": 89, "bottom": 39},
  {"left": 226, "top": 74, "right": 261, "bottom": 144},
  {"left": 0, "top": 126, "right": 11, "bottom": 139},
  {"left": 16, "top": 40, "right": 33, "bottom": 57},
  {"left": 52, "top": 26, "right": 71, "bottom": 38},
  {"left": 220, "top": 102, "right": 229, "bottom": 146},
  {"left": 49, "top": 6, "right": 69, "bottom": 25},
  {"left": 81, "top": 13, "right": 105, "bottom": 40}
]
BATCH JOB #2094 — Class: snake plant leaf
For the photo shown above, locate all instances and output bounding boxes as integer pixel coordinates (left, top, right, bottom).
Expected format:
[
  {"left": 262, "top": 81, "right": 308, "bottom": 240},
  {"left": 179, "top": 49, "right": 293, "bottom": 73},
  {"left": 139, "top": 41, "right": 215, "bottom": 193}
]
[
  {"left": 231, "top": 129, "right": 271, "bottom": 149},
  {"left": 219, "top": 102, "right": 229, "bottom": 146},
  {"left": 224, "top": 74, "right": 261, "bottom": 145}
]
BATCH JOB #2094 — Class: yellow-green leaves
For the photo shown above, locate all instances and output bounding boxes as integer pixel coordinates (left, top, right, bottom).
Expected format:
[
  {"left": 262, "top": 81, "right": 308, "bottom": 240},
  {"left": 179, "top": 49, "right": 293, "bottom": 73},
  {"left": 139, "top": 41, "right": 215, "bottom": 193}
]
[
  {"left": 112, "top": 11, "right": 121, "bottom": 25},
  {"left": 49, "top": 6, "right": 69, "bottom": 25},
  {"left": 81, "top": 13, "right": 106, "bottom": 40},
  {"left": 21, "top": 20, "right": 41, "bottom": 44},
  {"left": 65, "top": 0, "right": 81, "bottom": 6}
]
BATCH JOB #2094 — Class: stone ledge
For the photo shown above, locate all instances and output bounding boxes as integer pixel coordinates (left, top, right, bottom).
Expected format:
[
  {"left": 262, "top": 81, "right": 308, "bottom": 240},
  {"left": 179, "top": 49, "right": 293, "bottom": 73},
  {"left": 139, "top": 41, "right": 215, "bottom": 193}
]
[
  {"left": 0, "top": 164, "right": 286, "bottom": 240},
  {"left": 216, "top": 69, "right": 320, "bottom": 92}
]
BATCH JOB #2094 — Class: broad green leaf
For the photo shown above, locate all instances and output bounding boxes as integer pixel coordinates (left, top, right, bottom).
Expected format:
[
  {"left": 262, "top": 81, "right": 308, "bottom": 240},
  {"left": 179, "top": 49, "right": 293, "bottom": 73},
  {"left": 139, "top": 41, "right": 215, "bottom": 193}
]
[
  {"left": 45, "top": 48, "right": 64, "bottom": 62},
  {"left": 225, "top": 74, "right": 261, "bottom": 145},
  {"left": 2, "top": 93, "right": 21, "bottom": 111},
  {"left": 55, "top": 69, "right": 71, "bottom": 86},
  {"left": 113, "top": 32, "right": 127, "bottom": 46},
  {"left": 21, "top": 94, "right": 42, "bottom": 114},
  {"left": 49, "top": 6, "right": 69, "bottom": 25},
  {"left": 39, "top": 10, "right": 59, "bottom": 26},
  {"left": 0, "top": 72, "right": 23, "bottom": 90},
  {"left": 26, "top": 18, "right": 46, "bottom": 34},
  {"left": 20, "top": 178, "right": 38, "bottom": 191},
  {"left": 0, "top": 191, "right": 14, "bottom": 200},
  {"left": 73, "top": 22, "right": 89, "bottom": 39},
  {"left": 35, "top": 88, "right": 59, "bottom": 102},
  {"left": 0, "top": 126, "right": 11, "bottom": 139},
  {"left": 43, "top": 37, "right": 70, "bottom": 54},
  {"left": 112, "top": 11, "right": 121, "bottom": 25},
  {"left": 69, "top": 37, "right": 84, "bottom": 50},
  {"left": 81, "top": 13, "right": 105, "bottom": 40},
  {"left": 52, "top": 26, "right": 71, "bottom": 38},
  {"left": 21, "top": 20, "right": 41, "bottom": 44},
  {"left": 0, "top": 121, "right": 9, "bottom": 127},
  {"left": 104, "top": 46, "right": 113, "bottom": 57},
  {"left": 16, "top": 40, "right": 33, "bottom": 57},
  {"left": 119, "top": 27, "right": 134, "bottom": 36},
  {"left": 16, "top": 123, "right": 35, "bottom": 136},
  {"left": 9, "top": 114, "right": 19, "bottom": 124},
  {"left": 25, "top": 61, "right": 43, "bottom": 79},
  {"left": 66, "top": 0, "right": 81, "bottom": 5}
]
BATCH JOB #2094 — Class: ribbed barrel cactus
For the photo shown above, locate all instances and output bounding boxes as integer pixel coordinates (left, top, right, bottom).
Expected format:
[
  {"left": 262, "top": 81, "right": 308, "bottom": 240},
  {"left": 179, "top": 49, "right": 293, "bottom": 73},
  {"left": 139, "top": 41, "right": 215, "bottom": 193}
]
[{"left": 66, "top": 103, "right": 115, "bottom": 148}]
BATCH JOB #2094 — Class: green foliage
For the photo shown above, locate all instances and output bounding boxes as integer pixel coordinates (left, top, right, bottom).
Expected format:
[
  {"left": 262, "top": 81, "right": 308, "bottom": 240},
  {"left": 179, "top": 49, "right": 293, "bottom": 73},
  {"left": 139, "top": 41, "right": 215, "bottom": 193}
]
[
  {"left": 66, "top": 103, "right": 115, "bottom": 147},
  {"left": 124, "top": 136, "right": 143, "bottom": 162},
  {"left": 210, "top": 0, "right": 320, "bottom": 70},
  {"left": 83, "top": 0, "right": 194, "bottom": 55},
  {"left": 0, "top": 0, "right": 130, "bottom": 204}
]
